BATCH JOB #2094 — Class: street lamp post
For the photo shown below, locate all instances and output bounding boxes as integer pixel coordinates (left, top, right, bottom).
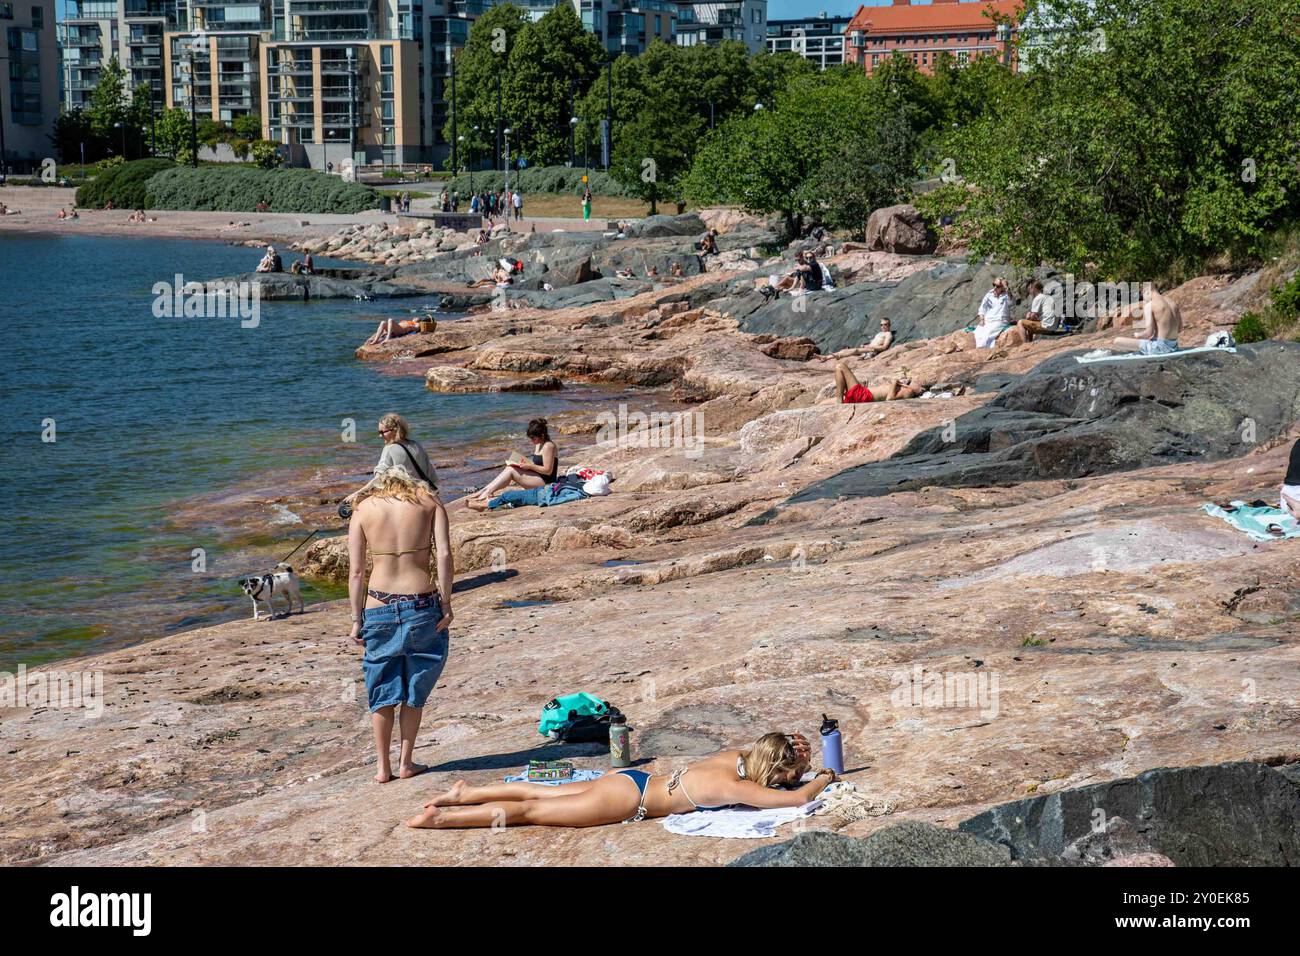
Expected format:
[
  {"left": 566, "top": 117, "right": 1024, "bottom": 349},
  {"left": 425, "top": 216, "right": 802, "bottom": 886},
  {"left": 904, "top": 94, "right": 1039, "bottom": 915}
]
[
  {"left": 0, "top": 52, "right": 9, "bottom": 182},
  {"left": 470, "top": 124, "right": 478, "bottom": 194},
  {"left": 182, "top": 36, "right": 203, "bottom": 168},
  {"left": 114, "top": 121, "right": 126, "bottom": 158},
  {"left": 503, "top": 126, "right": 511, "bottom": 231},
  {"left": 346, "top": 47, "right": 355, "bottom": 177}
]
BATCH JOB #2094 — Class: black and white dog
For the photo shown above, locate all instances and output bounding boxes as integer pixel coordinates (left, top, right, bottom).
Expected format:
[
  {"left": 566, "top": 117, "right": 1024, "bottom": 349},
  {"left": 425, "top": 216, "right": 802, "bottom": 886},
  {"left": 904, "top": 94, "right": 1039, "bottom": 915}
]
[{"left": 239, "top": 564, "right": 304, "bottom": 620}]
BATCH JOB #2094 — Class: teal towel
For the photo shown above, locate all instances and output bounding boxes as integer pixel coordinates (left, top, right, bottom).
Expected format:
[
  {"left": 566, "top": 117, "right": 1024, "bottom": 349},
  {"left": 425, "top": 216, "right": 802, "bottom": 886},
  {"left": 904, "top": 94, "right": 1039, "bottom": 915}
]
[{"left": 1202, "top": 501, "right": 1300, "bottom": 541}]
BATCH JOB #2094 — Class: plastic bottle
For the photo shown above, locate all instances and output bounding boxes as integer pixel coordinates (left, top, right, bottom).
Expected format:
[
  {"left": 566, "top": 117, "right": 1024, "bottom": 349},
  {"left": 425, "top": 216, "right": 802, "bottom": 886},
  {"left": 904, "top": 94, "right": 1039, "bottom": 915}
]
[{"left": 819, "top": 714, "right": 843, "bottom": 774}]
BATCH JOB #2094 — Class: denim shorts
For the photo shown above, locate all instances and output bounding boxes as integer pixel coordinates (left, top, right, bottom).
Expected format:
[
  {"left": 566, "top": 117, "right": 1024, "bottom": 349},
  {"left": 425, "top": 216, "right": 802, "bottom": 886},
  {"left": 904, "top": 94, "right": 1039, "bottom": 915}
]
[{"left": 360, "top": 595, "right": 449, "bottom": 712}]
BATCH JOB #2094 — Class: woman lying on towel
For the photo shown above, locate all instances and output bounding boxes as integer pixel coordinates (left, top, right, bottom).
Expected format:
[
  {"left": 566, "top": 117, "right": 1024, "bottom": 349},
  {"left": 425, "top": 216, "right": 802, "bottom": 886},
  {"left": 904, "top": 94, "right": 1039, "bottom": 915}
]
[{"left": 406, "top": 732, "right": 835, "bottom": 829}]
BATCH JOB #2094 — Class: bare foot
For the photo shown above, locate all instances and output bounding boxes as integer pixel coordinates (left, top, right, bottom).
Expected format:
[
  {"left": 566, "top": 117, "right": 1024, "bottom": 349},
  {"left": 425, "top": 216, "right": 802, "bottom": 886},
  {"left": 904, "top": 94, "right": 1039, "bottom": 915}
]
[
  {"left": 426, "top": 780, "right": 473, "bottom": 806},
  {"left": 398, "top": 762, "right": 429, "bottom": 779},
  {"left": 406, "top": 805, "right": 443, "bottom": 828},
  {"left": 466, "top": 497, "right": 489, "bottom": 512},
  {"left": 375, "top": 768, "right": 395, "bottom": 783}
]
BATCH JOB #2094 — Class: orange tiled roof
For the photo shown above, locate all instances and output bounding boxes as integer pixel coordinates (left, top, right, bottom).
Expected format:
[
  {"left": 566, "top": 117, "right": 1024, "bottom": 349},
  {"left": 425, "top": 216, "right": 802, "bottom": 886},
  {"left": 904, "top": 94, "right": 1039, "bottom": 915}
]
[{"left": 845, "top": 1, "right": 1022, "bottom": 35}]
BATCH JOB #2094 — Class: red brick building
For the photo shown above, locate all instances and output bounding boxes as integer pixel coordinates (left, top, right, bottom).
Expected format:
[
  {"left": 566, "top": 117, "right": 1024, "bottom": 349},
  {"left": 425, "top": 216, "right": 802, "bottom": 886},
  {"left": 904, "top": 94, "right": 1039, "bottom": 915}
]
[{"left": 845, "top": 0, "right": 1022, "bottom": 75}]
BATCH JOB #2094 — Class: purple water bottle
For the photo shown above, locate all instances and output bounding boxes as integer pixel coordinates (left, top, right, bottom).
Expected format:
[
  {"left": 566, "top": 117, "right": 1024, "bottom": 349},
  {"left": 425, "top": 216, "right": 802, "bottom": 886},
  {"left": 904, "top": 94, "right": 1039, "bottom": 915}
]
[{"left": 819, "top": 714, "right": 843, "bottom": 774}]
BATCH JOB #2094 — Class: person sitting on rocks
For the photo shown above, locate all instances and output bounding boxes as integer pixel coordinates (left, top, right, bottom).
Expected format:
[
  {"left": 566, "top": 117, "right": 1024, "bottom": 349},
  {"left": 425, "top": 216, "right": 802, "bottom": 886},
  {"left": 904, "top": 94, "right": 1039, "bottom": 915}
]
[
  {"left": 1086, "top": 284, "right": 1183, "bottom": 358},
  {"left": 615, "top": 267, "right": 636, "bottom": 279},
  {"left": 1283, "top": 438, "right": 1300, "bottom": 519},
  {"left": 697, "top": 228, "right": 719, "bottom": 256},
  {"left": 1009, "top": 280, "right": 1068, "bottom": 344},
  {"left": 670, "top": 262, "right": 684, "bottom": 278},
  {"left": 968, "top": 276, "right": 1014, "bottom": 349},
  {"left": 465, "top": 261, "right": 514, "bottom": 289},
  {"left": 645, "top": 265, "right": 660, "bottom": 278},
  {"left": 466, "top": 472, "right": 592, "bottom": 513},
  {"left": 256, "top": 245, "right": 283, "bottom": 273},
  {"left": 817, "top": 318, "right": 894, "bottom": 362},
  {"left": 299, "top": 253, "right": 314, "bottom": 275},
  {"left": 823, "top": 361, "right": 926, "bottom": 404},
  {"left": 761, "top": 251, "right": 822, "bottom": 300},
  {"left": 467, "top": 418, "right": 559, "bottom": 506},
  {"left": 365, "top": 318, "right": 421, "bottom": 345},
  {"left": 406, "top": 732, "right": 833, "bottom": 830}
]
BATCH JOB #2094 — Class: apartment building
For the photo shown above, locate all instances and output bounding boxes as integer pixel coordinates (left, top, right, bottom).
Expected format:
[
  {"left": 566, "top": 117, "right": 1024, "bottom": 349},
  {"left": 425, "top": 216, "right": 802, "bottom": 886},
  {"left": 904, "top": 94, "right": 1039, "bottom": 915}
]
[
  {"left": 766, "top": 11, "right": 848, "bottom": 68},
  {"left": 58, "top": 0, "right": 176, "bottom": 112},
  {"left": 844, "top": 0, "right": 1019, "bottom": 76},
  {"left": 675, "top": 0, "right": 765, "bottom": 53},
  {"left": 3, "top": 0, "right": 59, "bottom": 172}
]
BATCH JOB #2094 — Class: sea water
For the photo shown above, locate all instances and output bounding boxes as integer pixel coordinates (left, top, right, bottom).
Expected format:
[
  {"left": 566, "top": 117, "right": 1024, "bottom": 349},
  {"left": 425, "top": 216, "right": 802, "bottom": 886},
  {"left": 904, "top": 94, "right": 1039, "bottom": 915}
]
[{"left": 0, "top": 233, "right": 584, "bottom": 667}]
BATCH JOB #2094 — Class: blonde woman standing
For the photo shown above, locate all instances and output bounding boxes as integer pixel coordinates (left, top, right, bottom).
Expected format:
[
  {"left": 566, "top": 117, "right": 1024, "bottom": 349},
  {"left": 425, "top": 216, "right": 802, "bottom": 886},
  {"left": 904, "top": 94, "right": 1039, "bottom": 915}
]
[{"left": 348, "top": 465, "right": 453, "bottom": 783}]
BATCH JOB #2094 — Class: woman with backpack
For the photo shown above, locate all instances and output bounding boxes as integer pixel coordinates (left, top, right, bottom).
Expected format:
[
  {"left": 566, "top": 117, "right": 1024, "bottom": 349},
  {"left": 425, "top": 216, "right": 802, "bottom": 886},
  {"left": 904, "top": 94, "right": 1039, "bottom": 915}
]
[
  {"left": 406, "top": 732, "right": 835, "bottom": 828},
  {"left": 341, "top": 413, "right": 439, "bottom": 511}
]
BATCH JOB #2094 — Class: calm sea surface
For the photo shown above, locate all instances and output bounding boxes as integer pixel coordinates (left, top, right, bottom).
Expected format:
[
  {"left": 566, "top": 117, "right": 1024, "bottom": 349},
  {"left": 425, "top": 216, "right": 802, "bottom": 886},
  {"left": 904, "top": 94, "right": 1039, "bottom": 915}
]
[{"left": 0, "top": 232, "right": 588, "bottom": 668}]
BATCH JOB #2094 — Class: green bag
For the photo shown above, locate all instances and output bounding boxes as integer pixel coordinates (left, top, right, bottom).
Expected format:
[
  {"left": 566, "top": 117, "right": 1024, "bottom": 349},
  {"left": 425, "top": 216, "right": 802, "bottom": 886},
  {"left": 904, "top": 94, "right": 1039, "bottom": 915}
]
[{"left": 538, "top": 692, "right": 609, "bottom": 739}]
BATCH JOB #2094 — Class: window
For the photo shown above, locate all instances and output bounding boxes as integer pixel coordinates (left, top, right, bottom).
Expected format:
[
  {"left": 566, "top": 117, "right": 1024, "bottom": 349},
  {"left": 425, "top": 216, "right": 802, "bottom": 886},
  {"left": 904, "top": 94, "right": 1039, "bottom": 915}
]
[
  {"left": 380, "top": 45, "right": 393, "bottom": 70},
  {"left": 0, "top": 4, "right": 12, "bottom": 20},
  {"left": 31, "top": 4, "right": 40, "bottom": 28}
]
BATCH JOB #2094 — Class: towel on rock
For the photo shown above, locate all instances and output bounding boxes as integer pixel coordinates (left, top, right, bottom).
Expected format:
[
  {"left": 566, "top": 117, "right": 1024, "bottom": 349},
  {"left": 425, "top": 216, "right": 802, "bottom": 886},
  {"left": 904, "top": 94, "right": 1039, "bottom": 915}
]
[
  {"left": 1074, "top": 344, "right": 1236, "bottom": 364},
  {"left": 660, "top": 801, "right": 821, "bottom": 839},
  {"left": 1202, "top": 501, "right": 1300, "bottom": 541},
  {"left": 502, "top": 768, "right": 605, "bottom": 786}
]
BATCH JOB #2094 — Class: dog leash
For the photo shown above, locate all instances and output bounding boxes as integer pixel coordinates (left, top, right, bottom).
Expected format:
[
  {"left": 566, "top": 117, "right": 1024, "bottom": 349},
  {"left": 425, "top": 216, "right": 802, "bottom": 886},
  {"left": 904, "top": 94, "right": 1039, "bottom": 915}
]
[{"left": 276, "top": 529, "right": 319, "bottom": 566}]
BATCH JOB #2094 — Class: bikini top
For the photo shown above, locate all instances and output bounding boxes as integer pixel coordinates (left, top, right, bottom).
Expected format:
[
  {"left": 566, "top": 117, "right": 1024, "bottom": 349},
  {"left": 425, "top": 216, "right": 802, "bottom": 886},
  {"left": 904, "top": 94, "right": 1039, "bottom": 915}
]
[
  {"left": 668, "top": 767, "right": 729, "bottom": 812},
  {"left": 369, "top": 544, "right": 431, "bottom": 557}
]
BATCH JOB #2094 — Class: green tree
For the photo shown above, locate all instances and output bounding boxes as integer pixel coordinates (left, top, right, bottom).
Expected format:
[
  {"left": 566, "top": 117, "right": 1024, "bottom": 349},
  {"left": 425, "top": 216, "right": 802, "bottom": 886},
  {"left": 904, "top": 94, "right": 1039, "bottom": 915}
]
[
  {"left": 49, "top": 108, "right": 103, "bottom": 164},
  {"left": 153, "top": 107, "right": 192, "bottom": 159},
  {"left": 502, "top": 4, "right": 605, "bottom": 167},
  {"left": 86, "top": 56, "right": 132, "bottom": 152},
  {"left": 919, "top": 0, "right": 1300, "bottom": 279},
  {"left": 683, "top": 71, "right": 924, "bottom": 237},
  {"left": 444, "top": 3, "right": 531, "bottom": 170},
  {"left": 232, "top": 114, "right": 263, "bottom": 141}
]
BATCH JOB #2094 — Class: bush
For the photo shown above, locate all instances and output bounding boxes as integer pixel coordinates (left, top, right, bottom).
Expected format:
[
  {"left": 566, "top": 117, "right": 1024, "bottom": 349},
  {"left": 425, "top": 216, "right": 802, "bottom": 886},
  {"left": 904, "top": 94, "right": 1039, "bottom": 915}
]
[
  {"left": 1233, "top": 313, "right": 1268, "bottom": 344},
  {"left": 145, "top": 165, "right": 379, "bottom": 214},
  {"left": 76, "top": 158, "right": 176, "bottom": 209},
  {"left": 250, "top": 140, "right": 282, "bottom": 170},
  {"left": 443, "top": 164, "right": 632, "bottom": 198}
]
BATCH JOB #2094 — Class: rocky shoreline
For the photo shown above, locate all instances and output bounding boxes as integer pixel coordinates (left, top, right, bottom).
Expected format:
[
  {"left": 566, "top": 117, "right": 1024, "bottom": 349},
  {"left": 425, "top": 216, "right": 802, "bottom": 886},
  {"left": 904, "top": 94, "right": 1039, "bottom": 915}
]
[{"left": 3, "top": 209, "right": 1298, "bottom": 867}]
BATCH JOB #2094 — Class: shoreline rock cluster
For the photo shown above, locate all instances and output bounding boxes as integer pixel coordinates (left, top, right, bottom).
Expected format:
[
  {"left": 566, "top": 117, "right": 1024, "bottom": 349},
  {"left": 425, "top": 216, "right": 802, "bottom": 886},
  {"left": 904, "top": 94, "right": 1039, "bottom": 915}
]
[{"left": 5, "top": 210, "right": 1298, "bottom": 867}]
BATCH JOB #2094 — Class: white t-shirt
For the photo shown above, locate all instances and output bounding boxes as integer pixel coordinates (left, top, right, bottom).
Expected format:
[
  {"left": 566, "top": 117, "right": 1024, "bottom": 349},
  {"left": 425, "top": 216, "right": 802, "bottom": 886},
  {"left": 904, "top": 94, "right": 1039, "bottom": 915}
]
[
  {"left": 512, "top": 192, "right": 522, "bottom": 208},
  {"left": 375, "top": 439, "right": 437, "bottom": 489},
  {"left": 1031, "top": 291, "right": 1060, "bottom": 330},
  {"left": 979, "top": 290, "right": 1011, "bottom": 328}
]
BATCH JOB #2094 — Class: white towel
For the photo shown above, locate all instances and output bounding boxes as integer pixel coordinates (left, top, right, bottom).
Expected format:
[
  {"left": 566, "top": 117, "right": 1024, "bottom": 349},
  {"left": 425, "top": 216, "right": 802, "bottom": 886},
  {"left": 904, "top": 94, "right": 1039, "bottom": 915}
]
[
  {"left": 660, "top": 800, "right": 821, "bottom": 839},
  {"left": 1074, "top": 344, "right": 1237, "bottom": 364}
]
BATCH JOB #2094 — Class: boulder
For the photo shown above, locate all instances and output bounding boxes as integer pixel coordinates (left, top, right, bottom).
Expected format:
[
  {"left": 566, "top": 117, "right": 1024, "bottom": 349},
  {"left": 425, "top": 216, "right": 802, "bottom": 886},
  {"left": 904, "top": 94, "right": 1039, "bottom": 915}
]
[
  {"left": 713, "top": 258, "right": 1025, "bottom": 352},
  {"left": 791, "top": 342, "right": 1300, "bottom": 501},
  {"left": 758, "top": 336, "right": 819, "bottom": 362},
  {"left": 729, "top": 822, "right": 1012, "bottom": 867},
  {"left": 865, "top": 203, "right": 936, "bottom": 254},
  {"left": 959, "top": 761, "right": 1300, "bottom": 866},
  {"left": 623, "top": 213, "right": 706, "bottom": 239}
]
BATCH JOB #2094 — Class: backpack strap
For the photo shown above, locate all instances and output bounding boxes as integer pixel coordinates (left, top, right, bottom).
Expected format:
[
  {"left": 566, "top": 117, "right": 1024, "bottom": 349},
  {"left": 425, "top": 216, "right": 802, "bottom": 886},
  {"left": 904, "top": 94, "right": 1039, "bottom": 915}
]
[{"left": 395, "top": 441, "right": 436, "bottom": 490}]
